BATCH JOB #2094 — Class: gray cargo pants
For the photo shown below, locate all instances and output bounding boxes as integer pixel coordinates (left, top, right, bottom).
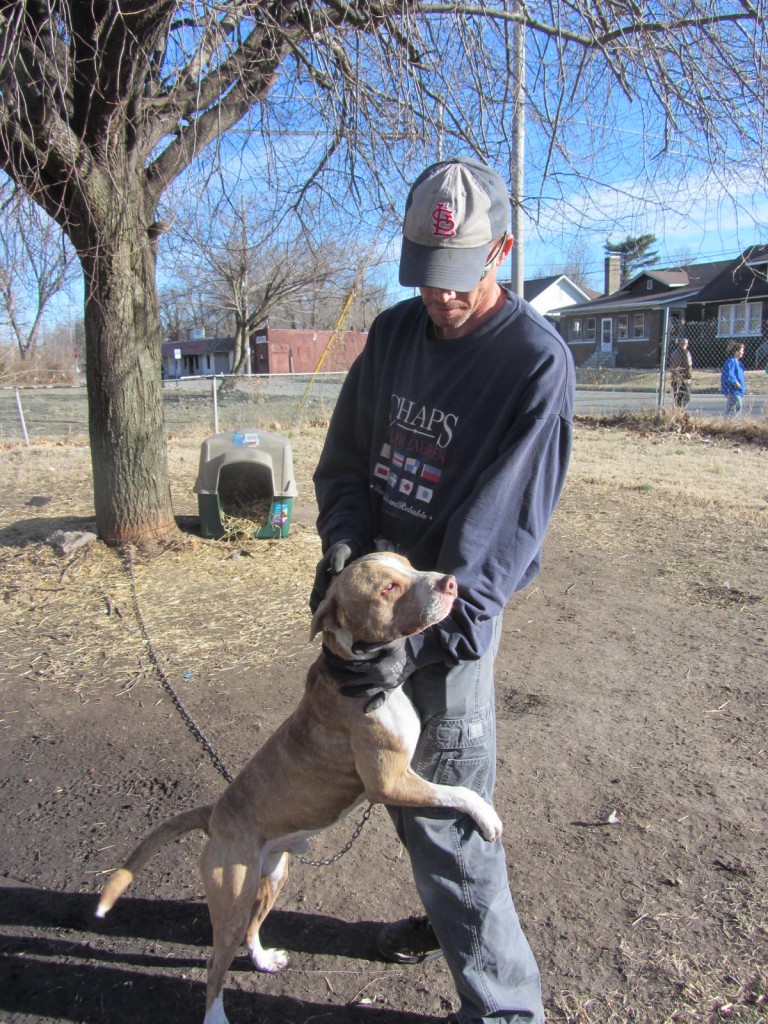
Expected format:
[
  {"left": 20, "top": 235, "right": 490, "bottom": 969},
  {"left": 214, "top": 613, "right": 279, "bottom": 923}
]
[{"left": 388, "top": 617, "right": 544, "bottom": 1024}]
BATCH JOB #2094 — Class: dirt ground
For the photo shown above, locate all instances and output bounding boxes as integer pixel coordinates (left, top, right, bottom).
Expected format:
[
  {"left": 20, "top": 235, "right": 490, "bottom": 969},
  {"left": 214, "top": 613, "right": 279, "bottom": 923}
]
[{"left": 0, "top": 422, "right": 766, "bottom": 1024}]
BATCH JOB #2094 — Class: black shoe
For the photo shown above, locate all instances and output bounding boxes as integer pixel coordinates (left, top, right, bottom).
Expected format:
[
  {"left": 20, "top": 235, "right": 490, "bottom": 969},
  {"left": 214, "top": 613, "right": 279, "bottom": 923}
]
[{"left": 377, "top": 914, "right": 443, "bottom": 964}]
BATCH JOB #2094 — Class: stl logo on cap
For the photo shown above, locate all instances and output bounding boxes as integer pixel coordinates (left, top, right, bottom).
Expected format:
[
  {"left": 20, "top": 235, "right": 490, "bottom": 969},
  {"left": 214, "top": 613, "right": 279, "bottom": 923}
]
[{"left": 432, "top": 202, "right": 457, "bottom": 238}]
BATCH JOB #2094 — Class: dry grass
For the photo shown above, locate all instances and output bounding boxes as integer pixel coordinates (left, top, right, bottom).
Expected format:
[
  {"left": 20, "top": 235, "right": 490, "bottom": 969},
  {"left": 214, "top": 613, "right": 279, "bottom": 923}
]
[
  {"left": 0, "top": 429, "right": 328, "bottom": 700},
  {"left": 1, "top": 416, "right": 764, "bottom": 703},
  {"left": 0, "top": 527, "right": 323, "bottom": 704},
  {"left": 560, "top": 413, "right": 767, "bottom": 593},
  {"left": 577, "top": 407, "right": 768, "bottom": 448}
]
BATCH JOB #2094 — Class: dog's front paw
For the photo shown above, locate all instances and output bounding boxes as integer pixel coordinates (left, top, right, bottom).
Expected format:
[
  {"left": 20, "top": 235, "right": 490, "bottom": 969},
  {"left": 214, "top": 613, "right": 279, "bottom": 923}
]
[
  {"left": 476, "top": 805, "right": 503, "bottom": 842},
  {"left": 251, "top": 946, "right": 289, "bottom": 973}
]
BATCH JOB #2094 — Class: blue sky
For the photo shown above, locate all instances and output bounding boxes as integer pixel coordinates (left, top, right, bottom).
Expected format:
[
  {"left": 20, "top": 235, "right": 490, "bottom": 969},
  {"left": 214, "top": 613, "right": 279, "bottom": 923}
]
[
  {"left": 520, "top": 171, "right": 768, "bottom": 290},
  {"left": 35, "top": 153, "right": 768, "bottom": 334},
  {"left": 382, "top": 170, "right": 768, "bottom": 304},
  {"left": 25, "top": 40, "right": 768, "bottom": 332},
  {"left": 40, "top": 178, "right": 763, "bottom": 335},
  {"left": 366, "top": 107, "right": 768, "bottom": 301}
]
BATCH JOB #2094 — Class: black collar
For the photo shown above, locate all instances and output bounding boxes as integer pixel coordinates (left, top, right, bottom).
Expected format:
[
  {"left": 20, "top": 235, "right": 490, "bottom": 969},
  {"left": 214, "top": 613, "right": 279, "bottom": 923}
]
[
  {"left": 320, "top": 644, "right": 395, "bottom": 712},
  {"left": 321, "top": 644, "right": 381, "bottom": 682}
]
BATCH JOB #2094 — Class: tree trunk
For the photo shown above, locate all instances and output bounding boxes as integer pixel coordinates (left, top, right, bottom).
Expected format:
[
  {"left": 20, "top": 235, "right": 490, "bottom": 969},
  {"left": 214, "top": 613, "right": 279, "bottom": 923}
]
[
  {"left": 232, "top": 318, "right": 248, "bottom": 375},
  {"left": 219, "top": 316, "right": 247, "bottom": 393},
  {"left": 79, "top": 216, "right": 177, "bottom": 546}
]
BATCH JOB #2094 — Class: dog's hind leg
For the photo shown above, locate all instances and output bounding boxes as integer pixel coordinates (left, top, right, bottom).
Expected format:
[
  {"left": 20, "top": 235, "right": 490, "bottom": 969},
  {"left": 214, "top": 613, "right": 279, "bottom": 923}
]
[
  {"left": 245, "top": 851, "right": 290, "bottom": 973},
  {"left": 201, "top": 840, "right": 261, "bottom": 1024}
]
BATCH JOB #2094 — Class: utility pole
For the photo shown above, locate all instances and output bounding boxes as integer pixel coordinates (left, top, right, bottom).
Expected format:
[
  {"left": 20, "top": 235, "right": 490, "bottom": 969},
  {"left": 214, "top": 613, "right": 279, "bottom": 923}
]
[
  {"left": 240, "top": 196, "right": 252, "bottom": 376},
  {"left": 509, "top": 12, "right": 525, "bottom": 296}
]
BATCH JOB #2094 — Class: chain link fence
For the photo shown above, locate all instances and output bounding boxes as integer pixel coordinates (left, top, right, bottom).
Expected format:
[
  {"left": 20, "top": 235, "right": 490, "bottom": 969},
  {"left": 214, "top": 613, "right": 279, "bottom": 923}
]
[
  {"left": 571, "top": 315, "right": 768, "bottom": 416},
  {"left": 0, "top": 374, "right": 348, "bottom": 445},
  {"left": 2, "top": 330, "right": 767, "bottom": 446},
  {"left": 660, "top": 318, "right": 768, "bottom": 414}
]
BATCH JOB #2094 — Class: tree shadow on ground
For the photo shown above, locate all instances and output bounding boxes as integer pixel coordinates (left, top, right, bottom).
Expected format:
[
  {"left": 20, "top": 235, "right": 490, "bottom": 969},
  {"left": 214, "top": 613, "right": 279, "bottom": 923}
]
[{"left": 0, "top": 885, "right": 431, "bottom": 1024}]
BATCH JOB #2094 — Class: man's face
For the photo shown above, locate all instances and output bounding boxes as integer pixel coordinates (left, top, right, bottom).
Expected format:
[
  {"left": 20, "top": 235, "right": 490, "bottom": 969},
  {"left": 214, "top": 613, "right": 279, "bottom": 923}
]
[
  {"left": 419, "top": 237, "right": 514, "bottom": 340},
  {"left": 419, "top": 276, "right": 498, "bottom": 338}
]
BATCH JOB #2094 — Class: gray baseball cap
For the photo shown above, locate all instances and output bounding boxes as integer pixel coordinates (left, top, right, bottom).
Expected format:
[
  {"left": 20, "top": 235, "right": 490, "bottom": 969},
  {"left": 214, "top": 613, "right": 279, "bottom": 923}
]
[{"left": 399, "top": 157, "right": 511, "bottom": 291}]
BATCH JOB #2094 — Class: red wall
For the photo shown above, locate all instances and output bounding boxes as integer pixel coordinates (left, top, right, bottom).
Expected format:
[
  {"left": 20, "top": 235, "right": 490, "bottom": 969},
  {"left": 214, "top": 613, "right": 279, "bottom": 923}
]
[{"left": 253, "top": 329, "right": 368, "bottom": 374}]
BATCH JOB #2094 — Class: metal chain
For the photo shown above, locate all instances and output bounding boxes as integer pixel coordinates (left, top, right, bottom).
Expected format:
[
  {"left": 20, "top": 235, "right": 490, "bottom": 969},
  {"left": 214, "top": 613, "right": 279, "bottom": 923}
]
[
  {"left": 295, "top": 805, "right": 373, "bottom": 867},
  {"left": 125, "top": 546, "right": 234, "bottom": 784},
  {"left": 123, "top": 545, "right": 371, "bottom": 866}
]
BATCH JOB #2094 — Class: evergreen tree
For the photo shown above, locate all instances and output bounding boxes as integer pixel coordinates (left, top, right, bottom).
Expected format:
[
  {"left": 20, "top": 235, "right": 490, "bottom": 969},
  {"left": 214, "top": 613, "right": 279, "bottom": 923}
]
[{"left": 605, "top": 235, "right": 660, "bottom": 284}]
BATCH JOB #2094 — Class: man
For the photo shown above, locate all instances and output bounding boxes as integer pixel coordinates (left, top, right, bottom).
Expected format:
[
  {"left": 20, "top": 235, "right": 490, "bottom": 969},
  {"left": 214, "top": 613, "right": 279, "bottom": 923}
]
[
  {"left": 311, "top": 157, "right": 575, "bottom": 1024},
  {"left": 668, "top": 336, "right": 693, "bottom": 408}
]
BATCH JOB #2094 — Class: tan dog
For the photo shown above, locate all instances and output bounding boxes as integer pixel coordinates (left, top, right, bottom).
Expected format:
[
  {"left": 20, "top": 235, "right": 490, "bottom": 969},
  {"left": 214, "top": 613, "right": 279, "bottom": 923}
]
[{"left": 96, "top": 552, "right": 503, "bottom": 1024}]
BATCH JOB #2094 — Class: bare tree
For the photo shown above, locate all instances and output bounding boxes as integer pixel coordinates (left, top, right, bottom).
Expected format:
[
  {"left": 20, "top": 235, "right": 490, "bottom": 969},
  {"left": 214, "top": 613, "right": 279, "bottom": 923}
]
[
  {"left": 165, "top": 192, "right": 360, "bottom": 375},
  {"left": 0, "top": 1, "right": 765, "bottom": 543},
  {"left": 0, "top": 181, "right": 78, "bottom": 358},
  {"left": 561, "top": 258, "right": 595, "bottom": 294},
  {"left": 161, "top": 238, "right": 389, "bottom": 339},
  {"left": 158, "top": 284, "right": 207, "bottom": 343},
  {"left": 529, "top": 246, "right": 596, "bottom": 292},
  {"left": 288, "top": 273, "right": 390, "bottom": 332}
]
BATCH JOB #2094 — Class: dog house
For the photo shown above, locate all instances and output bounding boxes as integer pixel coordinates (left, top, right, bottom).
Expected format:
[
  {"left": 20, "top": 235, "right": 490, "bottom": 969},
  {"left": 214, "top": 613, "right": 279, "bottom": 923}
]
[{"left": 194, "top": 430, "right": 298, "bottom": 539}]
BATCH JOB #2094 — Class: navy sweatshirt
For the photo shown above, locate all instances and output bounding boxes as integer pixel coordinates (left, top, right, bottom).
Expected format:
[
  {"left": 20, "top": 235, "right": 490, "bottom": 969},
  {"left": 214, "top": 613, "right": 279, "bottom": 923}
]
[{"left": 314, "top": 289, "right": 575, "bottom": 666}]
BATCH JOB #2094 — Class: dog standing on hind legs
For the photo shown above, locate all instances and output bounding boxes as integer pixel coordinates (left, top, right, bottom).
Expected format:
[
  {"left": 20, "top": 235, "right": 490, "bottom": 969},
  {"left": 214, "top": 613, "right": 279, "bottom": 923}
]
[{"left": 96, "top": 552, "right": 503, "bottom": 1024}]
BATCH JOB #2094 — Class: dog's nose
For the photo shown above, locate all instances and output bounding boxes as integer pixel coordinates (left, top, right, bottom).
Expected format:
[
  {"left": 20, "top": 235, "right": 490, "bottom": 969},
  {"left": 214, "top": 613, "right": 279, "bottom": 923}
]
[{"left": 438, "top": 575, "right": 458, "bottom": 596}]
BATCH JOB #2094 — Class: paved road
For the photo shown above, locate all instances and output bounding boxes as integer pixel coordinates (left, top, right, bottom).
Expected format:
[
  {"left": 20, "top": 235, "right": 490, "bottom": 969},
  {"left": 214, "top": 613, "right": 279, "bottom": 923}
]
[
  {"left": 574, "top": 390, "right": 767, "bottom": 418},
  {"left": 162, "top": 375, "right": 768, "bottom": 418}
]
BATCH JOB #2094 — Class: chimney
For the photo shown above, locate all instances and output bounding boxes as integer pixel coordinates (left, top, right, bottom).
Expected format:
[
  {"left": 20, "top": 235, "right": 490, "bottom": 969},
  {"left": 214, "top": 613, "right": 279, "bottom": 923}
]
[{"left": 604, "top": 254, "right": 621, "bottom": 294}]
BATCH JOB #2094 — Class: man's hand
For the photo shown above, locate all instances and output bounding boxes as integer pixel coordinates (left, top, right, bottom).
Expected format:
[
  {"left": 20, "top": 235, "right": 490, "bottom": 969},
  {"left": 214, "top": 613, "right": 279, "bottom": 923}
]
[
  {"left": 339, "top": 639, "right": 416, "bottom": 712},
  {"left": 309, "top": 540, "right": 359, "bottom": 612}
]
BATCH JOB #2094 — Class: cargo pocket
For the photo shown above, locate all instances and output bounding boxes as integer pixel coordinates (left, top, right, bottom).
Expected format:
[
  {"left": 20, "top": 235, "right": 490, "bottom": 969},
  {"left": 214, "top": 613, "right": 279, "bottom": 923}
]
[
  {"left": 433, "top": 754, "right": 489, "bottom": 795},
  {"left": 415, "top": 704, "right": 493, "bottom": 796}
]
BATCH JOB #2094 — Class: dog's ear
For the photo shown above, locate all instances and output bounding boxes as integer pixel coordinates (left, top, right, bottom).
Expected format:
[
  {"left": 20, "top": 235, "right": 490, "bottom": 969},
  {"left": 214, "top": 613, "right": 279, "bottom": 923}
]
[{"left": 309, "top": 592, "right": 339, "bottom": 640}]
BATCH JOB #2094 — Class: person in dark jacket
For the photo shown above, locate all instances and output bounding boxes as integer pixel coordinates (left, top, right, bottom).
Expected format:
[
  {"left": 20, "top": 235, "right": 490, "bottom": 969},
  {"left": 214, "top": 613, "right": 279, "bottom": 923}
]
[
  {"left": 668, "top": 336, "right": 693, "bottom": 408},
  {"left": 721, "top": 342, "right": 746, "bottom": 417},
  {"left": 311, "top": 157, "right": 575, "bottom": 1024}
]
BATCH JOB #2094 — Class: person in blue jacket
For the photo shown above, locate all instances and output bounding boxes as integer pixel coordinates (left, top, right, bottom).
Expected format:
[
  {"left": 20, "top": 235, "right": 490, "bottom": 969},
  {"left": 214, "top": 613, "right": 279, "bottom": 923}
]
[
  {"left": 311, "top": 157, "right": 575, "bottom": 1024},
  {"left": 721, "top": 342, "right": 746, "bottom": 417}
]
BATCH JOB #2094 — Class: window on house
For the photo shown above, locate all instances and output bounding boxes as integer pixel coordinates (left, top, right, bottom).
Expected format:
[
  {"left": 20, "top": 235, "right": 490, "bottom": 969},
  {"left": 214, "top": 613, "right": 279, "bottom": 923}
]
[
  {"left": 617, "top": 315, "right": 629, "bottom": 339},
  {"left": 571, "top": 319, "right": 582, "bottom": 342},
  {"left": 633, "top": 314, "right": 645, "bottom": 338},
  {"left": 646, "top": 280, "right": 653, "bottom": 291},
  {"left": 586, "top": 318, "right": 596, "bottom": 340},
  {"left": 717, "top": 302, "right": 762, "bottom": 336}
]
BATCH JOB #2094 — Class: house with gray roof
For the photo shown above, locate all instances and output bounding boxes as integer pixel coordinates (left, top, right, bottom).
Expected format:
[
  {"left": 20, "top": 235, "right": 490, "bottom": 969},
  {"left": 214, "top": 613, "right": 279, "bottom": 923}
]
[{"left": 554, "top": 246, "right": 768, "bottom": 369}]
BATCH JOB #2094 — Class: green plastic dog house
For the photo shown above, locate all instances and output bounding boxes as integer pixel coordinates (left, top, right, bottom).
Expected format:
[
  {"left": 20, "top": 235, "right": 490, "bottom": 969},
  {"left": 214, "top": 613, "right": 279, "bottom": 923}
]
[{"left": 194, "top": 430, "right": 298, "bottom": 539}]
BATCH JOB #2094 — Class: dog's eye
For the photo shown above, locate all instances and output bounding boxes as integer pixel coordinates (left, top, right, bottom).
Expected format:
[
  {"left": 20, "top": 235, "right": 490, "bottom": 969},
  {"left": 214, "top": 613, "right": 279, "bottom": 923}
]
[{"left": 381, "top": 581, "right": 400, "bottom": 594}]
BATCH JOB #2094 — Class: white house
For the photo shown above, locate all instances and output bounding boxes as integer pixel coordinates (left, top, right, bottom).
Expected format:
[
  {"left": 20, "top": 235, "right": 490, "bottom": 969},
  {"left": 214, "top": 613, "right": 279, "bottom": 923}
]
[{"left": 515, "top": 274, "right": 599, "bottom": 318}]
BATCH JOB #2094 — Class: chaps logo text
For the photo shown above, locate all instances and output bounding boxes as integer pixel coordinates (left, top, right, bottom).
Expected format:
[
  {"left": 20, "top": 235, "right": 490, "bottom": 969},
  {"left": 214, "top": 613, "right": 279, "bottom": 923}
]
[{"left": 390, "top": 394, "right": 457, "bottom": 448}]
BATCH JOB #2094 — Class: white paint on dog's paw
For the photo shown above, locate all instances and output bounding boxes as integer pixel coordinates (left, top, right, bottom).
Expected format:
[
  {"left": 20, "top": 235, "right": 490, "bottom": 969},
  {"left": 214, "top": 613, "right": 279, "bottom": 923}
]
[
  {"left": 203, "top": 993, "right": 230, "bottom": 1024},
  {"left": 249, "top": 940, "right": 289, "bottom": 973},
  {"left": 478, "top": 806, "right": 503, "bottom": 842}
]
